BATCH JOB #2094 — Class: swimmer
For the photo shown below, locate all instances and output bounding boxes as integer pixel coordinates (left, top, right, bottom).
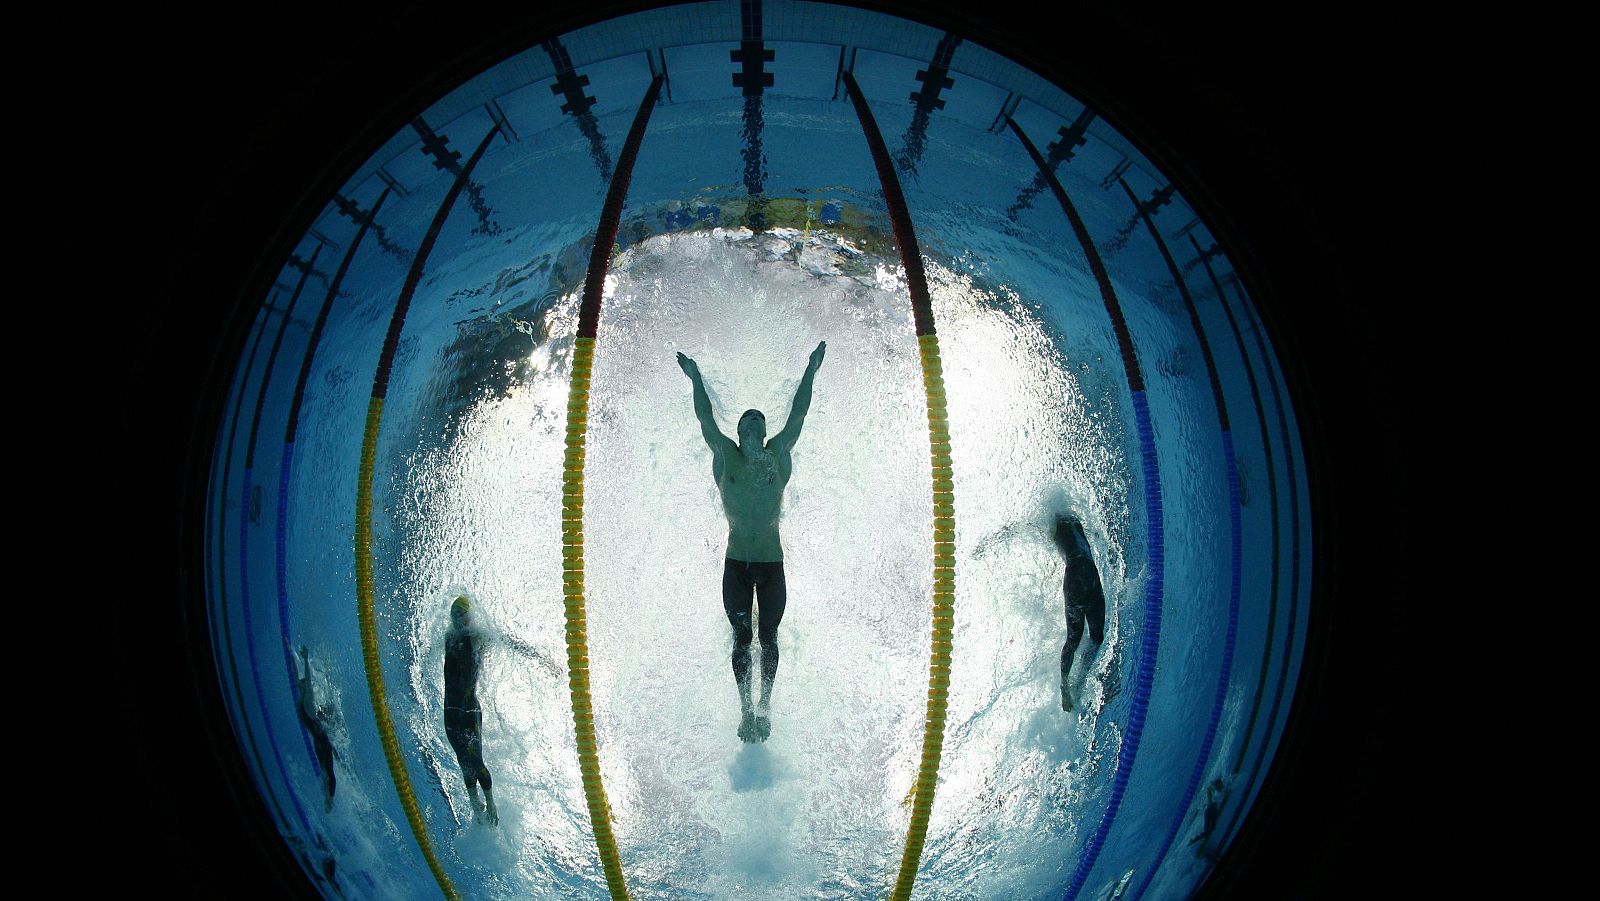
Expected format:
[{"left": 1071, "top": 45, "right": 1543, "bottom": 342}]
[
  {"left": 1055, "top": 513, "right": 1106, "bottom": 711},
  {"left": 678, "top": 340, "right": 826, "bottom": 743},
  {"left": 294, "top": 646, "right": 337, "bottom": 810},
  {"left": 1189, "top": 778, "right": 1229, "bottom": 859},
  {"left": 445, "top": 595, "right": 497, "bottom": 824}
]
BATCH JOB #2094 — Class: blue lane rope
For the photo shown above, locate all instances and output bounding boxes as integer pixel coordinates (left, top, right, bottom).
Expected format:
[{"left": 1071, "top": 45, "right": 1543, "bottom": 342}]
[
  {"left": 214, "top": 271, "right": 315, "bottom": 842},
  {"left": 1063, "top": 391, "right": 1165, "bottom": 901},
  {"left": 1113, "top": 178, "right": 1242, "bottom": 899},
  {"left": 1185, "top": 235, "right": 1286, "bottom": 862},
  {"left": 273, "top": 445, "right": 318, "bottom": 780},
  {"left": 1215, "top": 272, "right": 1306, "bottom": 852},
  {"left": 208, "top": 302, "right": 271, "bottom": 697},
  {"left": 241, "top": 466, "right": 312, "bottom": 835},
  {"left": 238, "top": 243, "right": 324, "bottom": 837},
  {"left": 1129, "top": 429, "right": 1240, "bottom": 900},
  {"left": 1000, "top": 115, "right": 1167, "bottom": 901},
  {"left": 276, "top": 186, "right": 394, "bottom": 790}
]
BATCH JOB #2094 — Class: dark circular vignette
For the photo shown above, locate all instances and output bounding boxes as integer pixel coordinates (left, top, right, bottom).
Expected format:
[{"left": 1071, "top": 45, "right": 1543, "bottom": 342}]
[{"left": 118, "top": 2, "right": 1419, "bottom": 897}]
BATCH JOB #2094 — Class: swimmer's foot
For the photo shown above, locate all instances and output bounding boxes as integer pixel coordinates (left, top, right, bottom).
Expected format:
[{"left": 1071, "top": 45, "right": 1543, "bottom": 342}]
[
  {"left": 1061, "top": 686, "right": 1074, "bottom": 711},
  {"left": 754, "top": 714, "right": 771, "bottom": 741},
  {"left": 738, "top": 710, "right": 758, "bottom": 742}
]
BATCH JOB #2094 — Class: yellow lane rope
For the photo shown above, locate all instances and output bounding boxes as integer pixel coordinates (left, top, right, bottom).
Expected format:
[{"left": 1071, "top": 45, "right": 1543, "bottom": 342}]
[
  {"left": 561, "top": 336, "right": 630, "bottom": 899},
  {"left": 356, "top": 396, "right": 461, "bottom": 901},
  {"left": 891, "top": 333, "right": 957, "bottom": 901}
]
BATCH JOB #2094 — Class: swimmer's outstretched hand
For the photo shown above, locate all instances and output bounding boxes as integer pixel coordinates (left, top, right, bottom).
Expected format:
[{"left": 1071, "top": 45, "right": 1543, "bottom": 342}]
[
  {"left": 676, "top": 351, "right": 701, "bottom": 380},
  {"left": 808, "top": 340, "right": 827, "bottom": 372}
]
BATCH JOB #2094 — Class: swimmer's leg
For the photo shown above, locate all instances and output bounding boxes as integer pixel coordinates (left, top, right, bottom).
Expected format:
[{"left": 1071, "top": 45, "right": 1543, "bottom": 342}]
[
  {"left": 1085, "top": 579, "right": 1106, "bottom": 647},
  {"left": 724, "top": 561, "right": 758, "bottom": 741},
  {"left": 477, "top": 758, "right": 498, "bottom": 826},
  {"left": 448, "top": 710, "right": 495, "bottom": 822},
  {"left": 1062, "top": 601, "right": 1085, "bottom": 710},
  {"left": 753, "top": 563, "right": 787, "bottom": 741},
  {"left": 313, "top": 729, "right": 336, "bottom": 810}
]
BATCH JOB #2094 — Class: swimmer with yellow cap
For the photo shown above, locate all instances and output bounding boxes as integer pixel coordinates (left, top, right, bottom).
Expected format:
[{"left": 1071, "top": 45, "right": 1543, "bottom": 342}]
[{"left": 444, "top": 594, "right": 497, "bottom": 824}]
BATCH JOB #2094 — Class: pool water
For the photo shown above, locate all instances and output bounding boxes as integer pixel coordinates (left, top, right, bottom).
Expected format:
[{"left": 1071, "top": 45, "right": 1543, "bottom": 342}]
[{"left": 205, "top": 4, "right": 1312, "bottom": 898}]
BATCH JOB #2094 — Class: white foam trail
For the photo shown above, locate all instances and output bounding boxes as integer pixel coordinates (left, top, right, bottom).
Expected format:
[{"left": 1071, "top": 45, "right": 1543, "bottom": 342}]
[{"left": 391, "top": 229, "right": 1134, "bottom": 898}]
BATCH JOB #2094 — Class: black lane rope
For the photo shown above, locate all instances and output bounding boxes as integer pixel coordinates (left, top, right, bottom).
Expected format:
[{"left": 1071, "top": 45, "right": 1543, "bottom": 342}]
[
  {"left": 208, "top": 300, "right": 271, "bottom": 696},
  {"left": 1214, "top": 268, "right": 1305, "bottom": 854},
  {"left": 1179, "top": 235, "right": 1282, "bottom": 861},
  {"left": 238, "top": 243, "right": 325, "bottom": 840},
  {"left": 840, "top": 69, "right": 957, "bottom": 901},
  {"left": 1003, "top": 116, "right": 1166, "bottom": 901},
  {"left": 207, "top": 300, "right": 273, "bottom": 788},
  {"left": 213, "top": 251, "right": 320, "bottom": 846},
  {"left": 562, "top": 72, "right": 664, "bottom": 901},
  {"left": 354, "top": 122, "right": 500, "bottom": 901},
  {"left": 1114, "top": 184, "right": 1241, "bottom": 900},
  {"left": 276, "top": 187, "right": 393, "bottom": 799}
]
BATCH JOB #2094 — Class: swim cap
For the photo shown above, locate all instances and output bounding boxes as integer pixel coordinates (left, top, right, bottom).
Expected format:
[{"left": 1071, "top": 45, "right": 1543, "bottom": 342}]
[{"left": 452, "top": 595, "right": 471, "bottom": 614}]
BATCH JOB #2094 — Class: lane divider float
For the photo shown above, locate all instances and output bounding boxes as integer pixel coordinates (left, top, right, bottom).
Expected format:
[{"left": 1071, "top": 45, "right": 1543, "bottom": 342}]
[
  {"left": 355, "top": 122, "right": 500, "bottom": 901},
  {"left": 841, "top": 69, "right": 956, "bottom": 901},
  {"left": 278, "top": 187, "right": 393, "bottom": 794},
  {"left": 1114, "top": 182, "right": 1241, "bottom": 901},
  {"left": 561, "top": 72, "right": 665, "bottom": 901},
  {"left": 239, "top": 243, "right": 324, "bottom": 837},
  {"left": 1004, "top": 117, "right": 1167, "bottom": 901}
]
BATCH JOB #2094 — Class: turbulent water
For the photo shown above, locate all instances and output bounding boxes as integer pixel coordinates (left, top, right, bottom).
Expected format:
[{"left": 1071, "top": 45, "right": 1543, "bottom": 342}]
[{"left": 354, "top": 228, "right": 1139, "bottom": 898}]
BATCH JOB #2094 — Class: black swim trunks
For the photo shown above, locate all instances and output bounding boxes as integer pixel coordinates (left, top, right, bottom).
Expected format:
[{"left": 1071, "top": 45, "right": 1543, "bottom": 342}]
[
  {"left": 722, "top": 558, "right": 786, "bottom": 645},
  {"left": 445, "top": 704, "right": 490, "bottom": 785},
  {"left": 444, "top": 630, "right": 491, "bottom": 786}
]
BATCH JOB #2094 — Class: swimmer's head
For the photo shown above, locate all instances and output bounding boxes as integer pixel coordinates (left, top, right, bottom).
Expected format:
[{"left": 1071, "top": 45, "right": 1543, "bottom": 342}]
[
  {"left": 451, "top": 595, "right": 472, "bottom": 626},
  {"left": 738, "top": 409, "right": 766, "bottom": 445},
  {"left": 1054, "top": 514, "right": 1086, "bottom": 548}
]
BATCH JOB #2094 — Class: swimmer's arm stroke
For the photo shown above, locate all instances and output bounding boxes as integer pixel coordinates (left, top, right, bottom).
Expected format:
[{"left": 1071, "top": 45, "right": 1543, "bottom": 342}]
[
  {"left": 677, "top": 351, "right": 736, "bottom": 458},
  {"left": 769, "top": 340, "right": 826, "bottom": 454},
  {"left": 295, "top": 646, "right": 317, "bottom": 714},
  {"left": 501, "top": 634, "right": 561, "bottom": 678}
]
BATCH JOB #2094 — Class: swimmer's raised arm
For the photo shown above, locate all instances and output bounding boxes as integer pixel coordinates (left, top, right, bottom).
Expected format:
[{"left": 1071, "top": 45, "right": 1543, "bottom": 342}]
[
  {"left": 770, "top": 341, "right": 825, "bottom": 454},
  {"left": 678, "top": 352, "right": 736, "bottom": 457}
]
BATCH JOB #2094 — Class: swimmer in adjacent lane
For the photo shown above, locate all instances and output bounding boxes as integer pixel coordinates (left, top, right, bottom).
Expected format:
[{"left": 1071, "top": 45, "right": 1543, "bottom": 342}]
[
  {"left": 445, "top": 595, "right": 498, "bottom": 824},
  {"left": 1055, "top": 513, "right": 1106, "bottom": 711},
  {"left": 294, "top": 646, "right": 338, "bottom": 811}
]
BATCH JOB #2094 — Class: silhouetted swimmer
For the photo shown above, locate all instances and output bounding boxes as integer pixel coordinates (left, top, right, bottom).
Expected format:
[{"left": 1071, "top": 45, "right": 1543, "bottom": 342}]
[
  {"left": 1188, "top": 778, "right": 1229, "bottom": 860},
  {"left": 445, "top": 595, "right": 497, "bottom": 824},
  {"left": 294, "top": 646, "right": 337, "bottom": 810},
  {"left": 678, "top": 341, "right": 826, "bottom": 743},
  {"left": 1055, "top": 514, "right": 1106, "bottom": 711}
]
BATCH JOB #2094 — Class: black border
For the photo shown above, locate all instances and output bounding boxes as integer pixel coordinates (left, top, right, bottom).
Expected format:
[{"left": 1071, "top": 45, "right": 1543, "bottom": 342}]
[{"left": 117, "top": 2, "right": 1418, "bottom": 896}]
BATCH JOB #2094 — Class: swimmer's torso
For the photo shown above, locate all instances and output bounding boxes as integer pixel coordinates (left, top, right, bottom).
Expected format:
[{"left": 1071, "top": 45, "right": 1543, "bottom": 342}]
[
  {"left": 1056, "top": 518, "right": 1106, "bottom": 611},
  {"left": 715, "top": 443, "right": 791, "bottom": 562},
  {"left": 444, "top": 630, "right": 481, "bottom": 712}
]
